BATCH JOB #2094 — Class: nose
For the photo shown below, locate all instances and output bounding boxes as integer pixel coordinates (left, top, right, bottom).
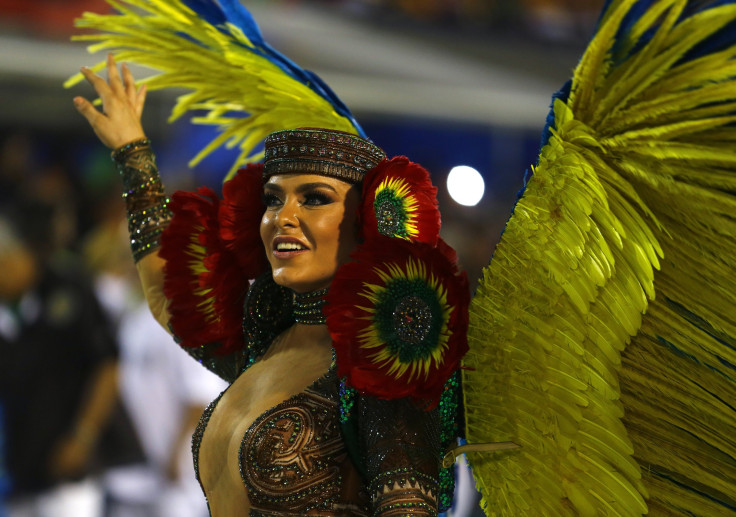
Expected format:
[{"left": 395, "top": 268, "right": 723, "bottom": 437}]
[{"left": 275, "top": 197, "right": 299, "bottom": 228}]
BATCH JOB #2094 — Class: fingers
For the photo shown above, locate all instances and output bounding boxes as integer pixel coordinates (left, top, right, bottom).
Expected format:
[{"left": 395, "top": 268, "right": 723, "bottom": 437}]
[
  {"left": 80, "top": 66, "right": 111, "bottom": 101},
  {"left": 75, "top": 54, "right": 147, "bottom": 149},
  {"left": 122, "top": 61, "right": 147, "bottom": 118},
  {"left": 73, "top": 96, "right": 102, "bottom": 127},
  {"left": 106, "top": 53, "right": 126, "bottom": 97},
  {"left": 122, "top": 63, "right": 137, "bottom": 104},
  {"left": 135, "top": 84, "right": 147, "bottom": 118}
]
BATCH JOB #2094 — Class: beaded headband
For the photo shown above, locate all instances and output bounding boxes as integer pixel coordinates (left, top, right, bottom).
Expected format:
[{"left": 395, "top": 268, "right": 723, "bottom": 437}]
[{"left": 263, "top": 128, "right": 386, "bottom": 183}]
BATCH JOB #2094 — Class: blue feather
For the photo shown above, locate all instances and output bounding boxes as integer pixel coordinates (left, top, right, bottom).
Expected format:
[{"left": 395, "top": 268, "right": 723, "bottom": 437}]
[
  {"left": 180, "top": 0, "right": 366, "bottom": 136},
  {"left": 180, "top": 0, "right": 229, "bottom": 32},
  {"left": 217, "top": 0, "right": 266, "bottom": 46},
  {"left": 589, "top": 0, "right": 655, "bottom": 63},
  {"left": 680, "top": 1, "right": 736, "bottom": 62},
  {"left": 596, "top": 1, "right": 736, "bottom": 66},
  {"left": 181, "top": 0, "right": 265, "bottom": 45},
  {"left": 537, "top": 79, "right": 572, "bottom": 165}
]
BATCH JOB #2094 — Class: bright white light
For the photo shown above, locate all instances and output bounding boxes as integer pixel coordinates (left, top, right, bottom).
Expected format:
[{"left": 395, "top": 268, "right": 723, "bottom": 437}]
[{"left": 447, "top": 166, "right": 485, "bottom": 207}]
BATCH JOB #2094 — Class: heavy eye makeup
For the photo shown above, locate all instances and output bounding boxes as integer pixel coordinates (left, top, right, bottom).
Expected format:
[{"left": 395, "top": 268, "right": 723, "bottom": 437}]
[
  {"left": 262, "top": 183, "right": 337, "bottom": 209},
  {"left": 301, "top": 190, "right": 334, "bottom": 207}
]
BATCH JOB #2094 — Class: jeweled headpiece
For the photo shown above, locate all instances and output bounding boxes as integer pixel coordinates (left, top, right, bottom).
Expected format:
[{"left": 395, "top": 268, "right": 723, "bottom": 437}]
[{"left": 263, "top": 128, "right": 386, "bottom": 183}]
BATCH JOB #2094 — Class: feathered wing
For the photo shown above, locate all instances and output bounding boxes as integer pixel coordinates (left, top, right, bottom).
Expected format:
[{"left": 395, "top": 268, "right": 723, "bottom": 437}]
[
  {"left": 64, "top": 0, "right": 364, "bottom": 180},
  {"left": 463, "top": 1, "right": 736, "bottom": 515}
]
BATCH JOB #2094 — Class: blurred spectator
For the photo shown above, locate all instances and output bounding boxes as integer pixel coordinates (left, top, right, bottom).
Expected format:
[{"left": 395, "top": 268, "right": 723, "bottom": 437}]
[
  {"left": 83, "top": 213, "right": 226, "bottom": 517},
  {"left": 0, "top": 133, "right": 34, "bottom": 207},
  {"left": 103, "top": 299, "right": 226, "bottom": 517},
  {"left": 0, "top": 159, "right": 142, "bottom": 517}
]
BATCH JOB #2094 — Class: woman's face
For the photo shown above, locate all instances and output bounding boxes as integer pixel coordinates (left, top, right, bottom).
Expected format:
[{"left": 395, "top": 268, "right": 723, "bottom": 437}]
[{"left": 260, "top": 174, "right": 360, "bottom": 293}]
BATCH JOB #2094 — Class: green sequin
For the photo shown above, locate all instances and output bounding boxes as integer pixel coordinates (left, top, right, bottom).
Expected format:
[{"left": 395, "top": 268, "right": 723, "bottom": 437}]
[
  {"left": 374, "top": 189, "right": 410, "bottom": 238},
  {"left": 339, "top": 379, "right": 357, "bottom": 424},
  {"left": 437, "top": 371, "right": 461, "bottom": 511}
]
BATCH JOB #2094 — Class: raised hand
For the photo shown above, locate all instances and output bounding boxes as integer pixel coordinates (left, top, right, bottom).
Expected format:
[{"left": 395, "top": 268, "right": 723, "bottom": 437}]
[{"left": 74, "top": 53, "right": 148, "bottom": 149}]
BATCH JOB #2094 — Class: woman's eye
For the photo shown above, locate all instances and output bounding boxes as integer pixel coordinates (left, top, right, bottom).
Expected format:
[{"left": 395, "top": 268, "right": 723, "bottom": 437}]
[
  {"left": 302, "top": 192, "right": 333, "bottom": 206},
  {"left": 262, "top": 193, "right": 282, "bottom": 207}
]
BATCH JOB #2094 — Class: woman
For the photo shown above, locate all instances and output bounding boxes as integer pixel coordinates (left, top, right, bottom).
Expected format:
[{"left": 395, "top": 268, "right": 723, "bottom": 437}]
[
  {"left": 71, "top": 0, "right": 736, "bottom": 514},
  {"left": 74, "top": 54, "right": 469, "bottom": 516}
]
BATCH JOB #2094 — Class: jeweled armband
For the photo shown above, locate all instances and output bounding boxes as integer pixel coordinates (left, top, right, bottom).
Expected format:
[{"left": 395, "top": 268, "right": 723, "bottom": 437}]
[
  {"left": 370, "top": 469, "right": 439, "bottom": 517},
  {"left": 113, "top": 139, "right": 172, "bottom": 262}
]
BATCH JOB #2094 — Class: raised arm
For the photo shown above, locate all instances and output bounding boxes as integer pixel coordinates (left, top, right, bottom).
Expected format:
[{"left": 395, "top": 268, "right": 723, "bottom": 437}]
[{"left": 74, "top": 54, "right": 171, "bottom": 331}]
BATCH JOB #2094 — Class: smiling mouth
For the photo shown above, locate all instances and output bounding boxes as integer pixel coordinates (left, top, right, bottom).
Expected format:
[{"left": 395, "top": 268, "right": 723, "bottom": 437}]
[
  {"left": 272, "top": 239, "right": 309, "bottom": 258},
  {"left": 275, "top": 242, "right": 307, "bottom": 251}
]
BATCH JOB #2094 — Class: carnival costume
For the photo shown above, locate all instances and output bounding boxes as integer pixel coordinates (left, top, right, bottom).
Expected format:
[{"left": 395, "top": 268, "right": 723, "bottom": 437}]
[{"left": 68, "top": 0, "right": 736, "bottom": 515}]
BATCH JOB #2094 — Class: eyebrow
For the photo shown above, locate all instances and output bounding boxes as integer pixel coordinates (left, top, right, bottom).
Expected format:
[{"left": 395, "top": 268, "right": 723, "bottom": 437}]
[{"left": 263, "top": 182, "right": 338, "bottom": 194}]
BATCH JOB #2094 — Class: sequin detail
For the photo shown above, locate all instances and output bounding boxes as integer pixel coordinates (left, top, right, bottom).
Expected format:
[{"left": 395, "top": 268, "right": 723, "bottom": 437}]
[
  {"left": 376, "top": 197, "right": 403, "bottom": 237},
  {"left": 359, "top": 396, "right": 441, "bottom": 516},
  {"left": 369, "top": 467, "right": 438, "bottom": 497},
  {"left": 393, "top": 296, "right": 433, "bottom": 344},
  {"left": 239, "top": 381, "right": 344, "bottom": 514},
  {"left": 112, "top": 137, "right": 151, "bottom": 161},
  {"left": 437, "top": 371, "right": 461, "bottom": 511},
  {"left": 338, "top": 379, "right": 357, "bottom": 424},
  {"left": 114, "top": 141, "right": 172, "bottom": 262},
  {"left": 192, "top": 350, "right": 369, "bottom": 516},
  {"left": 263, "top": 129, "right": 385, "bottom": 183},
  {"left": 293, "top": 288, "right": 328, "bottom": 325},
  {"left": 238, "top": 365, "right": 368, "bottom": 516},
  {"left": 373, "top": 183, "right": 409, "bottom": 238},
  {"left": 242, "top": 272, "right": 294, "bottom": 370}
]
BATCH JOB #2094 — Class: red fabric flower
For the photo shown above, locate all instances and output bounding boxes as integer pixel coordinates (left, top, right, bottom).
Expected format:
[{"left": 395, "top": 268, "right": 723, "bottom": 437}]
[
  {"left": 360, "top": 157, "right": 440, "bottom": 246},
  {"left": 219, "top": 164, "right": 269, "bottom": 279},
  {"left": 325, "top": 235, "right": 469, "bottom": 407},
  {"left": 160, "top": 187, "right": 249, "bottom": 355}
]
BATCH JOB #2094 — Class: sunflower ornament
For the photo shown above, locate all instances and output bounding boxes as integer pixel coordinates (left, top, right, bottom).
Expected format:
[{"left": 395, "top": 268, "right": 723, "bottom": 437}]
[
  {"left": 361, "top": 157, "right": 441, "bottom": 245},
  {"left": 325, "top": 236, "right": 469, "bottom": 406}
]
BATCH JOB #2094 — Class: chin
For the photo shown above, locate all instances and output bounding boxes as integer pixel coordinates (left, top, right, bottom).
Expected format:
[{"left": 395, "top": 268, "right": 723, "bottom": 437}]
[{"left": 271, "top": 270, "right": 331, "bottom": 294}]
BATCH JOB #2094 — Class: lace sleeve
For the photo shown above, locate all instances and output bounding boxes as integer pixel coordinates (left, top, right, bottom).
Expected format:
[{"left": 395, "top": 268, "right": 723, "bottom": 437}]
[{"left": 359, "top": 396, "right": 441, "bottom": 516}]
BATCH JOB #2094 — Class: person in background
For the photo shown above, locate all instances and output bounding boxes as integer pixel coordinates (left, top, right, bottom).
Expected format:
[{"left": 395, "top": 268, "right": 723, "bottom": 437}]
[
  {"left": 82, "top": 214, "right": 226, "bottom": 517},
  {"left": 0, "top": 189, "right": 139, "bottom": 517}
]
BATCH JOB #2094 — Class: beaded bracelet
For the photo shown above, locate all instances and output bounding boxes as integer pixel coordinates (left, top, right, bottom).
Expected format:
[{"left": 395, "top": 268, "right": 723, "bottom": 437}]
[
  {"left": 112, "top": 139, "right": 172, "bottom": 262},
  {"left": 111, "top": 138, "right": 152, "bottom": 162}
]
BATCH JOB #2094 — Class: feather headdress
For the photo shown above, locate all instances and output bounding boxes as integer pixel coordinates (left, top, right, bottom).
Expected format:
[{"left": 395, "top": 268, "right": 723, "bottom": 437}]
[{"left": 65, "top": 0, "right": 365, "bottom": 180}]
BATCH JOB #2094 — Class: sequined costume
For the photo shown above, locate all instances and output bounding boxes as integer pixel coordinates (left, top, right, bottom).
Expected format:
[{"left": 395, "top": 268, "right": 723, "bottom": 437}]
[
  {"left": 191, "top": 365, "right": 440, "bottom": 517},
  {"left": 113, "top": 141, "right": 451, "bottom": 517},
  {"left": 72, "top": 1, "right": 736, "bottom": 515}
]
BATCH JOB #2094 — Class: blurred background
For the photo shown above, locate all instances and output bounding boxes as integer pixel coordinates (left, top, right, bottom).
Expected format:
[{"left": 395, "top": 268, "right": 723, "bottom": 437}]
[{"left": 0, "top": 0, "right": 603, "bottom": 516}]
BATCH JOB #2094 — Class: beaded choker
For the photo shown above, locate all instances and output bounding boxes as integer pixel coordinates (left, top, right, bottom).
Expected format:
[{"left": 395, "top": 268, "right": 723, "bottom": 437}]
[{"left": 293, "top": 288, "right": 328, "bottom": 325}]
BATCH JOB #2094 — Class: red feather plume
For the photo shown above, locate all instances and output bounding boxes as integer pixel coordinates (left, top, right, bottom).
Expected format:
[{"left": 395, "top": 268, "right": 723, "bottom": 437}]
[
  {"left": 219, "top": 164, "right": 269, "bottom": 279},
  {"left": 160, "top": 187, "right": 249, "bottom": 355}
]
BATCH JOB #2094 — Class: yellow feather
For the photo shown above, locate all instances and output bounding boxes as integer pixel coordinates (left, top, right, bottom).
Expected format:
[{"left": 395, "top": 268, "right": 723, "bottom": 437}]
[
  {"left": 65, "top": 0, "right": 358, "bottom": 179},
  {"left": 466, "top": 1, "right": 736, "bottom": 514}
]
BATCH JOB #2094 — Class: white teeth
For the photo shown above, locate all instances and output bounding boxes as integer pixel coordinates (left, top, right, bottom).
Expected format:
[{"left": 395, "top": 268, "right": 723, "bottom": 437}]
[{"left": 276, "top": 242, "right": 306, "bottom": 251}]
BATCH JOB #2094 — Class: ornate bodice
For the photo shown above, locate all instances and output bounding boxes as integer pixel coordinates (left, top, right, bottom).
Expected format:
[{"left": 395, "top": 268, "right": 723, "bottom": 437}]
[{"left": 192, "top": 370, "right": 369, "bottom": 516}]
